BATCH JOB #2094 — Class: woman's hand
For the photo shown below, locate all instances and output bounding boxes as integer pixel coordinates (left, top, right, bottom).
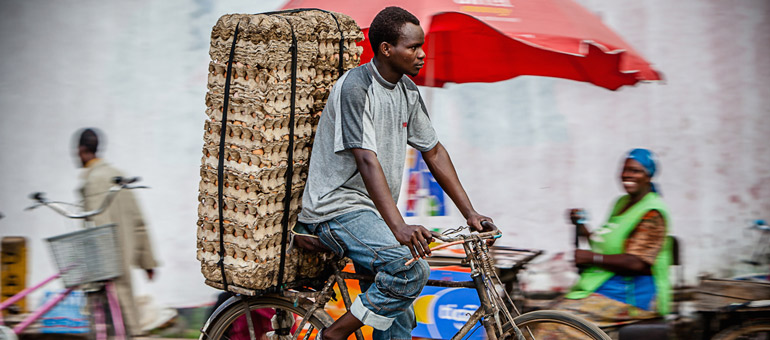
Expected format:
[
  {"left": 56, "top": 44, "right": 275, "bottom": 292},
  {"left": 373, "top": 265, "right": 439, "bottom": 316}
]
[
  {"left": 569, "top": 209, "right": 591, "bottom": 241},
  {"left": 568, "top": 208, "right": 585, "bottom": 225}
]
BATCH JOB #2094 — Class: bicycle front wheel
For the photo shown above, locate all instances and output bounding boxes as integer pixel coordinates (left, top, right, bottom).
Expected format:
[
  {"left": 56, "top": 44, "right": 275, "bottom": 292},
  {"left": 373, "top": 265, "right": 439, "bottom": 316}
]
[
  {"left": 202, "top": 296, "right": 331, "bottom": 340},
  {"left": 506, "top": 310, "right": 611, "bottom": 340}
]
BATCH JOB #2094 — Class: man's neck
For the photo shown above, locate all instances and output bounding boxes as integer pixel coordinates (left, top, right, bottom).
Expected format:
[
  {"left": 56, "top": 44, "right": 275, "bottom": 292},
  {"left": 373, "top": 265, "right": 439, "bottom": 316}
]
[
  {"left": 372, "top": 57, "right": 403, "bottom": 84},
  {"left": 83, "top": 157, "right": 100, "bottom": 168}
]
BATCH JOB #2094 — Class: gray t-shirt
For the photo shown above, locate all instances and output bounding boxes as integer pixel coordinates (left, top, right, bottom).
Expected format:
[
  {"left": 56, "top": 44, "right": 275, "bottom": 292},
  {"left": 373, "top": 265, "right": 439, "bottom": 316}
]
[{"left": 298, "top": 62, "right": 439, "bottom": 223}]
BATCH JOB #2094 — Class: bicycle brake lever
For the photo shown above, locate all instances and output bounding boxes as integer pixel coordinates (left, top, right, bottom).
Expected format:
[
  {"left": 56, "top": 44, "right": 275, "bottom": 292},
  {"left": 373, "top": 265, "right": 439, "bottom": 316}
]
[{"left": 25, "top": 203, "right": 42, "bottom": 211}]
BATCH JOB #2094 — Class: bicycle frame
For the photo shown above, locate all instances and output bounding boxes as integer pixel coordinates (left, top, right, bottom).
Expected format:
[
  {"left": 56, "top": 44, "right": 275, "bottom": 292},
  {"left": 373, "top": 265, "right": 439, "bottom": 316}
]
[
  {"left": 0, "top": 272, "right": 126, "bottom": 339},
  {"left": 337, "top": 266, "right": 493, "bottom": 340},
  {"left": 207, "top": 230, "right": 527, "bottom": 340},
  {"left": 0, "top": 271, "right": 72, "bottom": 333},
  {"left": 2, "top": 177, "right": 142, "bottom": 340}
]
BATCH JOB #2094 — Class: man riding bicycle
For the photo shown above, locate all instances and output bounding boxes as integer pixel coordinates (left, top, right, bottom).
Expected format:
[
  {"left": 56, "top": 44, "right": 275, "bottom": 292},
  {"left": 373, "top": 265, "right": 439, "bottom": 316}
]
[{"left": 296, "top": 7, "right": 494, "bottom": 340}]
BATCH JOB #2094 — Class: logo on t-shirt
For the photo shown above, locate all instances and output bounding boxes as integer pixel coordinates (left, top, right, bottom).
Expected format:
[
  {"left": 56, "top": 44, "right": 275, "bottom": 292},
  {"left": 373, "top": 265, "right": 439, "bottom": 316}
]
[{"left": 403, "top": 122, "right": 408, "bottom": 128}]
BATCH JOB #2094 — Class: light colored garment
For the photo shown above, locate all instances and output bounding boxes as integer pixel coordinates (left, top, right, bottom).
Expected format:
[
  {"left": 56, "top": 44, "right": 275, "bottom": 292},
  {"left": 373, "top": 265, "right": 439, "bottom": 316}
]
[
  {"left": 534, "top": 293, "right": 659, "bottom": 339},
  {"left": 80, "top": 159, "right": 158, "bottom": 336}
]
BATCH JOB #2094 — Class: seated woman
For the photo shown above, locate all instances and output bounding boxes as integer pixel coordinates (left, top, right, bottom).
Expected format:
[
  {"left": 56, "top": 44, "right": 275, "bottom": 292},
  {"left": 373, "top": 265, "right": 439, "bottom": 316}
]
[{"left": 558, "top": 149, "right": 673, "bottom": 331}]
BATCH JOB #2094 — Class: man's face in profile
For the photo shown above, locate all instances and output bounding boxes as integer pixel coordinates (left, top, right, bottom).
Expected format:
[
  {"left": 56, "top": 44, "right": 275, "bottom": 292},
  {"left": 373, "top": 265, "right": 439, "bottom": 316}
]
[{"left": 387, "top": 22, "right": 426, "bottom": 77}]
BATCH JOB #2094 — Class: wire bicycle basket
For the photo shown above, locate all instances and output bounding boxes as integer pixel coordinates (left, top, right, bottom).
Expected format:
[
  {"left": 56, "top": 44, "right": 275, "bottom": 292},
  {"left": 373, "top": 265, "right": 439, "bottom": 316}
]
[{"left": 46, "top": 224, "right": 123, "bottom": 287}]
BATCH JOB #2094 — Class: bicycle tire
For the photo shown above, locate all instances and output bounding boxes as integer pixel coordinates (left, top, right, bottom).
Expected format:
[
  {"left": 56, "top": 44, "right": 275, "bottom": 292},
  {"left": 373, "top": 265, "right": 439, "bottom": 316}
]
[
  {"left": 712, "top": 318, "right": 770, "bottom": 340},
  {"left": 506, "top": 310, "right": 611, "bottom": 340},
  {"left": 203, "top": 296, "right": 331, "bottom": 340}
]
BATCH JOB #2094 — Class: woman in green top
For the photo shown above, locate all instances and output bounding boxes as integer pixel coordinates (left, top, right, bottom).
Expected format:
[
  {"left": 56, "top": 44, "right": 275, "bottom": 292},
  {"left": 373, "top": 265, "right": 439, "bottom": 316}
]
[{"left": 555, "top": 149, "right": 672, "bottom": 334}]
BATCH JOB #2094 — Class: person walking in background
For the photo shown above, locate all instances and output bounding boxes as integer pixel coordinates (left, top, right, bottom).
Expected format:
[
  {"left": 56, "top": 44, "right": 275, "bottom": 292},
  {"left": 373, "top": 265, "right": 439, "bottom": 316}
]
[
  {"left": 546, "top": 149, "right": 672, "bottom": 337},
  {"left": 76, "top": 128, "right": 159, "bottom": 337}
]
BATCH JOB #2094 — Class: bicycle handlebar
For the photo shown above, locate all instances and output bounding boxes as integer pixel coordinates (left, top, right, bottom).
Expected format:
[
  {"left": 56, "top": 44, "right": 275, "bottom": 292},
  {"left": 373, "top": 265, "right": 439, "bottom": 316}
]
[
  {"left": 405, "top": 223, "right": 502, "bottom": 266},
  {"left": 751, "top": 219, "right": 769, "bottom": 232},
  {"left": 113, "top": 176, "right": 141, "bottom": 185},
  {"left": 27, "top": 176, "right": 146, "bottom": 219},
  {"left": 434, "top": 230, "right": 502, "bottom": 243},
  {"left": 433, "top": 221, "right": 501, "bottom": 243}
]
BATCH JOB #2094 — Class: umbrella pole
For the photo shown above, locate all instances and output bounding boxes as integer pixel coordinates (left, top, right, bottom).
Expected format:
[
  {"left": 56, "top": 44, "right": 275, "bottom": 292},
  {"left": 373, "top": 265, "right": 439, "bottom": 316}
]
[{"left": 423, "top": 36, "right": 435, "bottom": 113}]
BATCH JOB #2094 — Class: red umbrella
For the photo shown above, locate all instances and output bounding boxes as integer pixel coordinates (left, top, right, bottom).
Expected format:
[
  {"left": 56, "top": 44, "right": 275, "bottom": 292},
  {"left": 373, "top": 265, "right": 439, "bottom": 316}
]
[{"left": 280, "top": 0, "right": 662, "bottom": 90}]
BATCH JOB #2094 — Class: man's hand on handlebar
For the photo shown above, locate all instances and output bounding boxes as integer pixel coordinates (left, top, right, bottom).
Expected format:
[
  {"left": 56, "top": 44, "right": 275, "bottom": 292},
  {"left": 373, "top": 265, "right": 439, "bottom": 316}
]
[
  {"left": 466, "top": 212, "right": 494, "bottom": 232},
  {"left": 113, "top": 176, "right": 148, "bottom": 190},
  {"left": 393, "top": 223, "right": 436, "bottom": 259},
  {"left": 466, "top": 212, "right": 497, "bottom": 245}
]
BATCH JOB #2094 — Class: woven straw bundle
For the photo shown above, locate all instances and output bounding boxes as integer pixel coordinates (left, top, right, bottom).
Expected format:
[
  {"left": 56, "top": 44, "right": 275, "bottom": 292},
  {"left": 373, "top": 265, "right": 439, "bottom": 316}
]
[{"left": 197, "top": 11, "right": 364, "bottom": 293}]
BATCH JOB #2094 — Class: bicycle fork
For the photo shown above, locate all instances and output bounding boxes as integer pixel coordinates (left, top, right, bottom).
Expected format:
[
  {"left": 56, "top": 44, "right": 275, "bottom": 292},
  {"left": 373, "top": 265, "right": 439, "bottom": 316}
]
[
  {"left": 91, "top": 282, "right": 127, "bottom": 340},
  {"left": 471, "top": 270, "right": 500, "bottom": 340},
  {"left": 465, "top": 240, "right": 525, "bottom": 340}
]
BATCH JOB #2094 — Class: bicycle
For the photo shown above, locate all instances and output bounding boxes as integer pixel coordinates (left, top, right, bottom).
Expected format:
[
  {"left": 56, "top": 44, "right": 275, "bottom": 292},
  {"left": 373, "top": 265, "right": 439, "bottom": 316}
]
[
  {"left": 0, "top": 176, "right": 145, "bottom": 340},
  {"left": 702, "top": 219, "right": 770, "bottom": 339},
  {"left": 733, "top": 219, "right": 770, "bottom": 282},
  {"left": 199, "top": 223, "right": 611, "bottom": 340},
  {"left": 675, "top": 219, "right": 770, "bottom": 340}
]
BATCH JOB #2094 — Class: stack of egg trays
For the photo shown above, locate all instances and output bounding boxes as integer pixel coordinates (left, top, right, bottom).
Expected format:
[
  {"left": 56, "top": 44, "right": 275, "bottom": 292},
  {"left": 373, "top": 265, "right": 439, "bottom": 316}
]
[{"left": 197, "top": 11, "right": 364, "bottom": 292}]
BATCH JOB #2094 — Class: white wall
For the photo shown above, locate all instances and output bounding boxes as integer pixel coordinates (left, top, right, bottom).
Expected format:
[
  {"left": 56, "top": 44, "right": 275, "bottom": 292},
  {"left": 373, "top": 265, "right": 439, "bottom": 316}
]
[
  {"left": 415, "top": 0, "right": 770, "bottom": 283},
  {"left": 0, "top": 0, "right": 768, "bottom": 308}
]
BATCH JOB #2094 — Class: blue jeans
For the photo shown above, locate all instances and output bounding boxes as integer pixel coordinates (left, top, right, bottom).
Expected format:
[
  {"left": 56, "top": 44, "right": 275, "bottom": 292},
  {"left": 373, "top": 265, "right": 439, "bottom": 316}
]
[{"left": 305, "top": 210, "right": 430, "bottom": 340}]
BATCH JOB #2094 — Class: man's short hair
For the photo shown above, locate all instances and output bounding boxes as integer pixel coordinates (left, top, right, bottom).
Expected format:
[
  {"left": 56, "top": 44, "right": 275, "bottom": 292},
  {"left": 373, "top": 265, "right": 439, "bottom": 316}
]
[
  {"left": 78, "top": 128, "right": 99, "bottom": 154},
  {"left": 369, "top": 7, "right": 420, "bottom": 56}
]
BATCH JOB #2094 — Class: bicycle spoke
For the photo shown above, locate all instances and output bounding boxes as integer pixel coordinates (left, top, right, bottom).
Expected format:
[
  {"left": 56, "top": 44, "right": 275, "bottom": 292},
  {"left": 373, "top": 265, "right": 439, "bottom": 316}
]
[
  {"left": 301, "top": 324, "right": 315, "bottom": 340},
  {"left": 521, "top": 324, "right": 535, "bottom": 340}
]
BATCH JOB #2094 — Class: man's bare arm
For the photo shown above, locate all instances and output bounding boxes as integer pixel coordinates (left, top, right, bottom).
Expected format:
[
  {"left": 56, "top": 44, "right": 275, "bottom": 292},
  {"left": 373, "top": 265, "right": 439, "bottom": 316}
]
[{"left": 351, "top": 148, "right": 435, "bottom": 258}]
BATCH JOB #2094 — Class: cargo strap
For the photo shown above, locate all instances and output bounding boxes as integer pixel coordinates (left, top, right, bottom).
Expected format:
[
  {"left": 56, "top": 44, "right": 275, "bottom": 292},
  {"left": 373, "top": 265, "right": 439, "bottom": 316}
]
[
  {"left": 272, "top": 9, "right": 347, "bottom": 292},
  {"left": 216, "top": 22, "right": 240, "bottom": 293},
  {"left": 276, "top": 17, "right": 298, "bottom": 291}
]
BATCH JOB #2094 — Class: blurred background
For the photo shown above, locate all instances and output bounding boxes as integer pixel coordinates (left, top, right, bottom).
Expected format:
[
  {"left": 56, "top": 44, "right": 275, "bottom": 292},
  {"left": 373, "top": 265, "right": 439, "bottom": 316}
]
[{"left": 0, "top": 0, "right": 768, "bottom": 333}]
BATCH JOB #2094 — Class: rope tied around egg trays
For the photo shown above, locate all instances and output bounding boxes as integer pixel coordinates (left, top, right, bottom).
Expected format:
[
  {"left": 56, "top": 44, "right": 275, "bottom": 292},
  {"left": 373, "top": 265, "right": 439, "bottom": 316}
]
[{"left": 216, "top": 9, "right": 347, "bottom": 295}]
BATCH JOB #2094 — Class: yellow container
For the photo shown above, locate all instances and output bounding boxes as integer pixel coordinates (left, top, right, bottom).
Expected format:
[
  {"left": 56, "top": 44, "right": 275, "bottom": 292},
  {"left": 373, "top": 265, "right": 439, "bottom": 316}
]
[{"left": 1, "top": 237, "right": 27, "bottom": 315}]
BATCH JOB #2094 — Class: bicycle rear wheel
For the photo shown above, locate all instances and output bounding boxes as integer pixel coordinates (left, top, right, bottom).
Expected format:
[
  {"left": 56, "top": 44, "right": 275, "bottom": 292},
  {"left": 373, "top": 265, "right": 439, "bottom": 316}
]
[
  {"left": 505, "top": 310, "right": 611, "bottom": 340},
  {"left": 202, "top": 296, "right": 330, "bottom": 340}
]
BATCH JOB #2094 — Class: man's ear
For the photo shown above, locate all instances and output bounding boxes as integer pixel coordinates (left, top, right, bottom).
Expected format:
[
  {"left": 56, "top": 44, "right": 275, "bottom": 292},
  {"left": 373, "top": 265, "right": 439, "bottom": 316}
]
[{"left": 379, "top": 41, "right": 391, "bottom": 58}]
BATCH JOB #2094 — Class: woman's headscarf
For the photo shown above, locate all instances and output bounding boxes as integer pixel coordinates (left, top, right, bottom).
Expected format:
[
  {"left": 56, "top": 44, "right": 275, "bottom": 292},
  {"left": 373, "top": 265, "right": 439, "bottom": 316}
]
[{"left": 626, "top": 148, "right": 659, "bottom": 193}]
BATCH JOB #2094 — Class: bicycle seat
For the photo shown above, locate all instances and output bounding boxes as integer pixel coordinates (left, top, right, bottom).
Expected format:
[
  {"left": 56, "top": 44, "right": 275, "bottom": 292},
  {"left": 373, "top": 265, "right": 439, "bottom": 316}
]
[{"left": 291, "top": 222, "right": 333, "bottom": 253}]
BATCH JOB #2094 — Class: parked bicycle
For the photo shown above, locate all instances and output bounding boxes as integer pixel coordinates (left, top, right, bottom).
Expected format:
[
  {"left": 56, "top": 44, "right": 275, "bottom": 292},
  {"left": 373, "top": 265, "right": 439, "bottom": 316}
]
[
  {"left": 733, "top": 219, "right": 770, "bottom": 282},
  {"left": 680, "top": 219, "right": 770, "bottom": 339},
  {"left": 199, "top": 223, "right": 610, "bottom": 340},
  {"left": 0, "top": 176, "right": 145, "bottom": 340}
]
